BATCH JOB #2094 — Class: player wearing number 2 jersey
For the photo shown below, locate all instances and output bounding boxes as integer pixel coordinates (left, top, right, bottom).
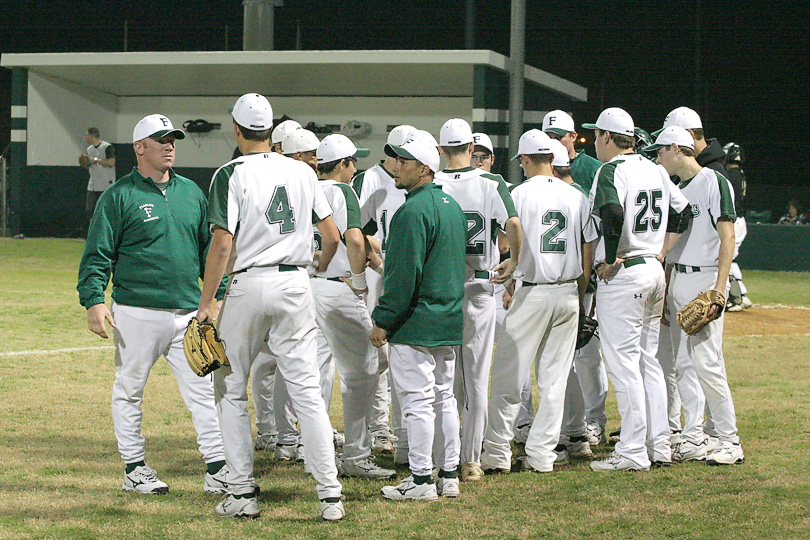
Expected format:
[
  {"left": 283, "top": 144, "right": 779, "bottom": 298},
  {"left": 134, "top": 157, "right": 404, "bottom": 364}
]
[
  {"left": 434, "top": 118, "right": 522, "bottom": 482},
  {"left": 583, "top": 108, "right": 692, "bottom": 472},
  {"left": 197, "top": 93, "right": 346, "bottom": 520}
]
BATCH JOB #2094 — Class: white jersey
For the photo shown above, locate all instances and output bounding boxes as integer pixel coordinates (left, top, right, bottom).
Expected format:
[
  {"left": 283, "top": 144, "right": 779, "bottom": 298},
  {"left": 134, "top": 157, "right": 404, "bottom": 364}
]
[
  {"left": 512, "top": 175, "right": 598, "bottom": 284},
  {"left": 352, "top": 162, "right": 406, "bottom": 258},
  {"left": 314, "top": 179, "right": 362, "bottom": 279},
  {"left": 208, "top": 152, "right": 332, "bottom": 273},
  {"left": 434, "top": 167, "right": 516, "bottom": 275},
  {"left": 667, "top": 168, "right": 736, "bottom": 267},
  {"left": 590, "top": 154, "right": 689, "bottom": 260}
]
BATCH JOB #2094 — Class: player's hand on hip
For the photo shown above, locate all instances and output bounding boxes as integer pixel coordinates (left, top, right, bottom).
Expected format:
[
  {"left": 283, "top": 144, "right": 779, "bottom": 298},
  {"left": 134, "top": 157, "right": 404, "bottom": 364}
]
[
  {"left": 492, "top": 258, "right": 517, "bottom": 284},
  {"left": 597, "top": 259, "right": 624, "bottom": 283},
  {"left": 87, "top": 303, "right": 116, "bottom": 339},
  {"left": 370, "top": 326, "right": 388, "bottom": 348}
]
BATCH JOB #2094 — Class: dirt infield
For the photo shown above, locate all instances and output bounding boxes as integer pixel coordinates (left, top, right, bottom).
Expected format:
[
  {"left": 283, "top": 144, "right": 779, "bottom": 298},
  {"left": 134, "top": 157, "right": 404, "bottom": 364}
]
[{"left": 724, "top": 305, "right": 810, "bottom": 337}]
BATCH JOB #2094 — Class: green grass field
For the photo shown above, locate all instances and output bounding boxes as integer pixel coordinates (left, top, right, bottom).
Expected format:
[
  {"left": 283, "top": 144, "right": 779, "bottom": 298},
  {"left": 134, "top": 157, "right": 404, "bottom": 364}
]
[{"left": 1, "top": 238, "right": 809, "bottom": 540}]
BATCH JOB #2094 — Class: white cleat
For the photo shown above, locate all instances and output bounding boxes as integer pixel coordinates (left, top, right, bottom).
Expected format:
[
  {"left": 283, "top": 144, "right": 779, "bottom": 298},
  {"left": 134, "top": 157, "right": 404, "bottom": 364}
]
[
  {"left": 704, "top": 436, "right": 720, "bottom": 455},
  {"left": 204, "top": 465, "right": 229, "bottom": 494},
  {"left": 706, "top": 441, "right": 745, "bottom": 466},
  {"left": 381, "top": 477, "right": 438, "bottom": 501},
  {"left": 586, "top": 423, "right": 607, "bottom": 446},
  {"left": 461, "top": 461, "right": 484, "bottom": 482},
  {"left": 216, "top": 493, "right": 260, "bottom": 518},
  {"left": 320, "top": 499, "right": 346, "bottom": 521},
  {"left": 590, "top": 452, "right": 648, "bottom": 472},
  {"left": 563, "top": 435, "right": 594, "bottom": 458},
  {"left": 333, "top": 430, "right": 345, "bottom": 448},
  {"left": 436, "top": 477, "right": 460, "bottom": 498},
  {"left": 255, "top": 432, "right": 278, "bottom": 451},
  {"left": 338, "top": 456, "right": 396, "bottom": 479},
  {"left": 372, "top": 433, "right": 395, "bottom": 453},
  {"left": 553, "top": 445, "right": 570, "bottom": 466},
  {"left": 275, "top": 443, "right": 305, "bottom": 462},
  {"left": 672, "top": 440, "right": 708, "bottom": 462},
  {"left": 122, "top": 464, "right": 169, "bottom": 494}
]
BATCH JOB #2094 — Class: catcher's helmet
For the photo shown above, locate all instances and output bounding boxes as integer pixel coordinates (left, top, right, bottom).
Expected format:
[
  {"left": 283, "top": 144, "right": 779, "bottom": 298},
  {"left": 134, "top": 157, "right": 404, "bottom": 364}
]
[
  {"left": 723, "top": 142, "right": 744, "bottom": 165},
  {"left": 634, "top": 127, "right": 655, "bottom": 160}
]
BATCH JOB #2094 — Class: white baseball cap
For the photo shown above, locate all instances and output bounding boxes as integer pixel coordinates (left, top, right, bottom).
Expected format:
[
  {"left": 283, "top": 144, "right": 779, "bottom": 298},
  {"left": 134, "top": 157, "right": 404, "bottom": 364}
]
[
  {"left": 282, "top": 129, "right": 320, "bottom": 155},
  {"left": 132, "top": 114, "right": 186, "bottom": 143},
  {"left": 387, "top": 125, "right": 416, "bottom": 146},
  {"left": 230, "top": 93, "right": 274, "bottom": 131},
  {"left": 415, "top": 129, "right": 439, "bottom": 148},
  {"left": 582, "top": 107, "right": 635, "bottom": 137},
  {"left": 652, "top": 106, "right": 703, "bottom": 137},
  {"left": 472, "top": 132, "right": 494, "bottom": 153},
  {"left": 550, "top": 140, "right": 571, "bottom": 167},
  {"left": 271, "top": 119, "right": 302, "bottom": 144},
  {"left": 317, "top": 134, "right": 370, "bottom": 164},
  {"left": 642, "top": 126, "right": 696, "bottom": 153},
  {"left": 543, "top": 110, "right": 575, "bottom": 136},
  {"left": 511, "top": 129, "right": 553, "bottom": 160},
  {"left": 385, "top": 132, "right": 441, "bottom": 173},
  {"left": 440, "top": 118, "right": 474, "bottom": 146}
]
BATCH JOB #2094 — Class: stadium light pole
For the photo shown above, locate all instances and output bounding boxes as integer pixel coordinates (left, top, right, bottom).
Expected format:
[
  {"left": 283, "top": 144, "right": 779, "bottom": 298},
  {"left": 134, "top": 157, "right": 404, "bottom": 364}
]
[
  {"left": 243, "top": 0, "right": 283, "bottom": 51},
  {"left": 508, "top": 0, "right": 526, "bottom": 184}
]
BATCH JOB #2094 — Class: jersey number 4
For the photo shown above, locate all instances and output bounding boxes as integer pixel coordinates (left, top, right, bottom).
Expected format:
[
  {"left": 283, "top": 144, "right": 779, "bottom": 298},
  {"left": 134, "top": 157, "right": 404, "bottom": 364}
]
[
  {"left": 541, "top": 210, "right": 567, "bottom": 253},
  {"left": 265, "top": 185, "right": 296, "bottom": 234},
  {"left": 633, "top": 189, "right": 663, "bottom": 233}
]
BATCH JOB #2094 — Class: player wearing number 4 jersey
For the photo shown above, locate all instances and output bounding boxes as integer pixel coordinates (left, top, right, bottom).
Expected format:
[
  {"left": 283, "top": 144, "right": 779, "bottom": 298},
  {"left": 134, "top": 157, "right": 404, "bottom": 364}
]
[
  {"left": 481, "top": 130, "right": 597, "bottom": 474},
  {"left": 198, "top": 93, "right": 345, "bottom": 521},
  {"left": 434, "top": 118, "right": 522, "bottom": 482},
  {"left": 645, "top": 127, "right": 744, "bottom": 465},
  {"left": 584, "top": 108, "right": 692, "bottom": 472}
]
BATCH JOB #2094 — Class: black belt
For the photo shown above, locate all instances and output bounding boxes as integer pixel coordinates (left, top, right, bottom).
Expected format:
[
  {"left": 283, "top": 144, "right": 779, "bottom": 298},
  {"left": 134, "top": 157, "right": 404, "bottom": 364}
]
[
  {"left": 315, "top": 276, "right": 344, "bottom": 282},
  {"left": 232, "top": 263, "right": 300, "bottom": 275},
  {"left": 521, "top": 279, "right": 575, "bottom": 287},
  {"left": 674, "top": 263, "right": 712, "bottom": 274}
]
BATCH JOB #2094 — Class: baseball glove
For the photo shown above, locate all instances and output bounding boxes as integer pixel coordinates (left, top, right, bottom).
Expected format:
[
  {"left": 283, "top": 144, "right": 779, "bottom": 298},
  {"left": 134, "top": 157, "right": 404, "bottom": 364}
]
[
  {"left": 676, "top": 290, "right": 726, "bottom": 336},
  {"left": 183, "top": 318, "right": 229, "bottom": 377},
  {"left": 576, "top": 314, "right": 598, "bottom": 350},
  {"left": 79, "top": 153, "right": 91, "bottom": 168}
]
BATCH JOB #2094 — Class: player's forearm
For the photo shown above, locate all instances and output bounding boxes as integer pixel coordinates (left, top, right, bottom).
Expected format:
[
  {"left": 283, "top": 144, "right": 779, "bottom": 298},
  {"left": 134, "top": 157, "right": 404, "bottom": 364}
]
[
  {"left": 661, "top": 232, "right": 682, "bottom": 260},
  {"left": 316, "top": 216, "right": 340, "bottom": 271},
  {"left": 345, "top": 228, "right": 367, "bottom": 275},
  {"left": 199, "top": 228, "right": 232, "bottom": 309},
  {"left": 505, "top": 217, "right": 522, "bottom": 262},
  {"left": 580, "top": 241, "right": 595, "bottom": 295},
  {"left": 714, "top": 220, "right": 735, "bottom": 292}
]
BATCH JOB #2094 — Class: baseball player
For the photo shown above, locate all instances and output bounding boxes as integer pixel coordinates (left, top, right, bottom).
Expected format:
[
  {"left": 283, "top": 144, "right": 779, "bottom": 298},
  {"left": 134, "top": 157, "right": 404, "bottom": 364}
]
[
  {"left": 271, "top": 119, "right": 302, "bottom": 153},
  {"left": 480, "top": 130, "right": 597, "bottom": 474},
  {"left": 310, "top": 134, "right": 395, "bottom": 479},
  {"left": 370, "top": 133, "right": 467, "bottom": 501},
  {"left": 353, "top": 125, "right": 417, "bottom": 463},
  {"left": 645, "top": 127, "right": 744, "bottom": 465},
  {"left": 543, "top": 111, "right": 609, "bottom": 446},
  {"left": 723, "top": 142, "right": 751, "bottom": 311},
  {"left": 434, "top": 119, "right": 522, "bottom": 482},
  {"left": 197, "top": 93, "right": 345, "bottom": 520},
  {"left": 80, "top": 127, "right": 116, "bottom": 231},
  {"left": 77, "top": 114, "right": 228, "bottom": 495},
  {"left": 583, "top": 108, "right": 692, "bottom": 472},
  {"left": 283, "top": 128, "right": 320, "bottom": 170}
]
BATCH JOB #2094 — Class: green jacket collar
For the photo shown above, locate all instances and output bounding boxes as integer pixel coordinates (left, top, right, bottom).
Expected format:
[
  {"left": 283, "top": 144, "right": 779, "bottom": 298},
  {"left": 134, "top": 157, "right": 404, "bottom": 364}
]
[{"left": 406, "top": 182, "right": 440, "bottom": 199}]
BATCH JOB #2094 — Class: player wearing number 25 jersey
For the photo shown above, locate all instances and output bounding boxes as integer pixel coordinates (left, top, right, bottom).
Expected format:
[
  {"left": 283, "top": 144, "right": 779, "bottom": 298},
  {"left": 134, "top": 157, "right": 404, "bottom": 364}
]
[
  {"left": 481, "top": 130, "right": 597, "bottom": 474},
  {"left": 583, "top": 108, "right": 691, "bottom": 472}
]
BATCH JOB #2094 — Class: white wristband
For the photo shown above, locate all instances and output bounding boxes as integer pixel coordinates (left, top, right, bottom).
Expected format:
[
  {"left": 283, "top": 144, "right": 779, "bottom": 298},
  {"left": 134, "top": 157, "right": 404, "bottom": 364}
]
[
  {"left": 373, "top": 261, "right": 384, "bottom": 276},
  {"left": 350, "top": 271, "right": 367, "bottom": 291}
]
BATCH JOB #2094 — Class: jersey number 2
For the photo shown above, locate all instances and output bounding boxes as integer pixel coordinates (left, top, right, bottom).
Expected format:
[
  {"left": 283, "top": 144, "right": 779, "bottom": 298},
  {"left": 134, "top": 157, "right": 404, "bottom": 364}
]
[
  {"left": 541, "top": 210, "right": 567, "bottom": 253},
  {"left": 633, "top": 189, "right": 663, "bottom": 233},
  {"left": 265, "top": 185, "right": 296, "bottom": 234},
  {"left": 464, "top": 212, "right": 486, "bottom": 255}
]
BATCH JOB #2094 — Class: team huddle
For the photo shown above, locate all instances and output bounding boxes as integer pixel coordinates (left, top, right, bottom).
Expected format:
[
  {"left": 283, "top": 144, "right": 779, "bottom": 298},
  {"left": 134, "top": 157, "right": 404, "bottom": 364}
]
[{"left": 77, "top": 93, "right": 744, "bottom": 522}]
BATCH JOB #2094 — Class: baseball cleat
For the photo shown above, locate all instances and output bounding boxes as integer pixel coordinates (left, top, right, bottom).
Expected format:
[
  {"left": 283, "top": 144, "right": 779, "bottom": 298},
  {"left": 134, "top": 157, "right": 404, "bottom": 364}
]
[
  {"left": 372, "top": 433, "right": 395, "bottom": 453},
  {"left": 216, "top": 493, "right": 260, "bottom": 518},
  {"left": 651, "top": 459, "right": 672, "bottom": 468},
  {"left": 436, "top": 477, "right": 460, "bottom": 497},
  {"left": 586, "top": 423, "right": 607, "bottom": 446},
  {"left": 204, "top": 465, "right": 229, "bottom": 494},
  {"left": 333, "top": 429, "right": 345, "bottom": 448},
  {"left": 741, "top": 295, "right": 753, "bottom": 308},
  {"left": 275, "top": 443, "right": 305, "bottom": 462},
  {"left": 480, "top": 453, "right": 511, "bottom": 475},
  {"left": 672, "top": 440, "right": 707, "bottom": 462},
  {"left": 519, "top": 455, "right": 553, "bottom": 473},
  {"left": 122, "top": 464, "right": 169, "bottom": 494},
  {"left": 338, "top": 456, "right": 396, "bottom": 479},
  {"left": 381, "top": 477, "right": 438, "bottom": 501},
  {"left": 590, "top": 453, "right": 649, "bottom": 472},
  {"left": 608, "top": 428, "right": 621, "bottom": 445},
  {"left": 563, "top": 435, "right": 593, "bottom": 458},
  {"left": 320, "top": 499, "right": 346, "bottom": 521},
  {"left": 553, "top": 444, "right": 570, "bottom": 465},
  {"left": 255, "top": 432, "right": 277, "bottom": 451},
  {"left": 461, "top": 461, "right": 484, "bottom": 482},
  {"left": 706, "top": 441, "right": 745, "bottom": 465},
  {"left": 704, "top": 436, "right": 720, "bottom": 455}
]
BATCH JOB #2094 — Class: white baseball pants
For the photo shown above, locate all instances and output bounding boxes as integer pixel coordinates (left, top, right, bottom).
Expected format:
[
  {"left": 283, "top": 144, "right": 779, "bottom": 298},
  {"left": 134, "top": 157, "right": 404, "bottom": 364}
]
[
  {"left": 389, "top": 344, "right": 460, "bottom": 476},
  {"left": 657, "top": 320, "right": 683, "bottom": 434},
  {"left": 311, "top": 278, "right": 379, "bottom": 462},
  {"left": 454, "top": 280, "right": 496, "bottom": 464},
  {"left": 364, "top": 268, "right": 392, "bottom": 437},
  {"left": 596, "top": 260, "right": 670, "bottom": 467},
  {"left": 669, "top": 269, "right": 739, "bottom": 444},
  {"left": 251, "top": 344, "right": 277, "bottom": 438},
  {"left": 482, "top": 281, "right": 579, "bottom": 472},
  {"left": 110, "top": 302, "right": 225, "bottom": 465},
  {"left": 215, "top": 268, "right": 341, "bottom": 499}
]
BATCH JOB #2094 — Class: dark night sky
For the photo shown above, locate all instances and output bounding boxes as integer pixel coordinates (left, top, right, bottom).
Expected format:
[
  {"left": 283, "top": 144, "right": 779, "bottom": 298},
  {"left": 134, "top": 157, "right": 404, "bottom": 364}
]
[{"left": 1, "top": 0, "right": 808, "bottom": 194}]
